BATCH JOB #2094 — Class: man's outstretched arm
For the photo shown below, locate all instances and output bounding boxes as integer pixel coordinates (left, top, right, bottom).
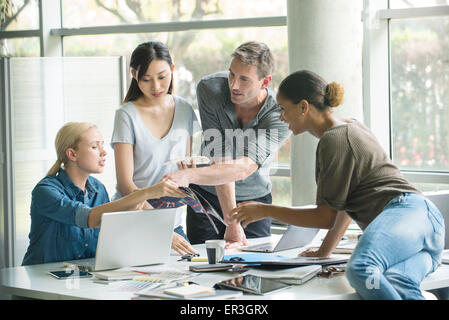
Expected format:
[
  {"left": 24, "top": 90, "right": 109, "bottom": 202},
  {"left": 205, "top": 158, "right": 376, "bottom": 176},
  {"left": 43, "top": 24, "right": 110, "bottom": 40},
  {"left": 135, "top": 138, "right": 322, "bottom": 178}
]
[{"left": 164, "top": 156, "right": 258, "bottom": 187}]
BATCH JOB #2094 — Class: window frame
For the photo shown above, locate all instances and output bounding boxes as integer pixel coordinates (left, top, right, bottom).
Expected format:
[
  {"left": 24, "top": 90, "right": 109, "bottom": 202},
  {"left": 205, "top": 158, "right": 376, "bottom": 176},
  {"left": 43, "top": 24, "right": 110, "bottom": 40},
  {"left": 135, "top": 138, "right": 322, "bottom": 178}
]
[
  {"left": 362, "top": 0, "right": 449, "bottom": 185},
  {"left": 0, "top": 0, "right": 289, "bottom": 267},
  {"left": 1, "top": 1, "right": 290, "bottom": 176},
  {"left": 52, "top": 2, "right": 290, "bottom": 177}
]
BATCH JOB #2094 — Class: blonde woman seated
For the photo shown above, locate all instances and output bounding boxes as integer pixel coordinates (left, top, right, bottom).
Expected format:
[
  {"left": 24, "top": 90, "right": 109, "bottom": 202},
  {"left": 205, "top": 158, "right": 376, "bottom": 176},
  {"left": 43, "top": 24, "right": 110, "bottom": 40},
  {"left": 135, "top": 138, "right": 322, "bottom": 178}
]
[{"left": 22, "top": 122, "right": 186, "bottom": 266}]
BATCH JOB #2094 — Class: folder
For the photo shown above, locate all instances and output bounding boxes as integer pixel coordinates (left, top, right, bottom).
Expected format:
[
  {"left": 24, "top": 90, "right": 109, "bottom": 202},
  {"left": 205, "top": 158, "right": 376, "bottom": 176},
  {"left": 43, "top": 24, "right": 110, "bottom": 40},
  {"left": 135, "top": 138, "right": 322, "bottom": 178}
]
[
  {"left": 146, "top": 186, "right": 227, "bottom": 234},
  {"left": 221, "top": 253, "right": 348, "bottom": 266}
]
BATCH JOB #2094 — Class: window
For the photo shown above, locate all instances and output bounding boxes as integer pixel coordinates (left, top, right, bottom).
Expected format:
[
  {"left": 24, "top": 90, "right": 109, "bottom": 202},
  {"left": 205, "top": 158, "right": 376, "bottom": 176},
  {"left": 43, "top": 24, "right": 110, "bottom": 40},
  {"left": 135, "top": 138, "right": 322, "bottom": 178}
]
[
  {"left": 271, "top": 176, "right": 291, "bottom": 207},
  {"left": 1, "top": 37, "right": 40, "bottom": 56},
  {"left": 2, "top": 1, "right": 290, "bottom": 266},
  {"left": 9, "top": 57, "right": 124, "bottom": 265},
  {"left": 0, "top": 0, "right": 40, "bottom": 57},
  {"left": 363, "top": 0, "right": 449, "bottom": 190},
  {"left": 389, "top": 0, "right": 447, "bottom": 9},
  {"left": 61, "top": 0, "right": 286, "bottom": 27},
  {"left": 0, "top": 0, "right": 39, "bottom": 31},
  {"left": 390, "top": 16, "right": 449, "bottom": 172},
  {"left": 62, "top": 26, "right": 290, "bottom": 169},
  {"left": 63, "top": 27, "right": 288, "bottom": 108},
  {"left": 63, "top": 0, "right": 290, "bottom": 167},
  {"left": 61, "top": 0, "right": 290, "bottom": 168},
  {"left": 414, "top": 182, "right": 449, "bottom": 193}
]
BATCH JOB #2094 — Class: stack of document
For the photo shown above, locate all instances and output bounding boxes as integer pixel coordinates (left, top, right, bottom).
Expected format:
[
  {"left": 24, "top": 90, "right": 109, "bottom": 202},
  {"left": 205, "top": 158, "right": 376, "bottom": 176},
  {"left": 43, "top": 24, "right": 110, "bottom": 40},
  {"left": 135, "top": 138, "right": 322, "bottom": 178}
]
[
  {"left": 307, "top": 240, "right": 357, "bottom": 255},
  {"left": 134, "top": 284, "right": 242, "bottom": 300},
  {"left": 93, "top": 270, "right": 140, "bottom": 281},
  {"left": 163, "top": 284, "right": 215, "bottom": 298},
  {"left": 244, "top": 265, "right": 322, "bottom": 285},
  {"left": 92, "top": 267, "right": 195, "bottom": 283}
]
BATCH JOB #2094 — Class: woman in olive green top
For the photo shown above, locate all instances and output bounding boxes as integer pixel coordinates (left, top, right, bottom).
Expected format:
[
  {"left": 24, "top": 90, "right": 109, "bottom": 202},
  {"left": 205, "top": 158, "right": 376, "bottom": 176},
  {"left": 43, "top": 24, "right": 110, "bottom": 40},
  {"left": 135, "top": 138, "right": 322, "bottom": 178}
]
[{"left": 232, "top": 70, "right": 445, "bottom": 300}]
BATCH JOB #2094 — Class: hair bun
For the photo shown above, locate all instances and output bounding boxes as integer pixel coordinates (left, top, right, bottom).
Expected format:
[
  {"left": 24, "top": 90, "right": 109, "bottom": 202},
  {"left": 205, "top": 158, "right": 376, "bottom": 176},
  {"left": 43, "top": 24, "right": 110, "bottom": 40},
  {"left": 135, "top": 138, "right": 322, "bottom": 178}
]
[{"left": 325, "top": 82, "right": 344, "bottom": 107}]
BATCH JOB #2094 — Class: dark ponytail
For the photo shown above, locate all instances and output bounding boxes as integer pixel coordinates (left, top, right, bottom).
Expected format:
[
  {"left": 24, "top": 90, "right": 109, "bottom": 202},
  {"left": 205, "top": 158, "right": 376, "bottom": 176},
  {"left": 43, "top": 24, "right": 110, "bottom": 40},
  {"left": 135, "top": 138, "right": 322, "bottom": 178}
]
[
  {"left": 278, "top": 70, "right": 344, "bottom": 110},
  {"left": 123, "top": 41, "right": 174, "bottom": 103}
]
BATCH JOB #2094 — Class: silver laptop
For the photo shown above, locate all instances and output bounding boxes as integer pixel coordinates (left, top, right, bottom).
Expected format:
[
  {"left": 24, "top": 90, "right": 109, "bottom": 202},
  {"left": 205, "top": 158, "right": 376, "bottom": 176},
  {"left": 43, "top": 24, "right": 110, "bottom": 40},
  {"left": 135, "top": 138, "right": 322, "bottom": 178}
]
[
  {"left": 424, "top": 192, "right": 449, "bottom": 249},
  {"left": 64, "top": 207, "right": 178, "bottom": 272},
  {"left": 443, "top": 249, "right": 449, "bottom": 264},
  {"left": 242, "top": 225, "right": 319, "bottom": 253}
]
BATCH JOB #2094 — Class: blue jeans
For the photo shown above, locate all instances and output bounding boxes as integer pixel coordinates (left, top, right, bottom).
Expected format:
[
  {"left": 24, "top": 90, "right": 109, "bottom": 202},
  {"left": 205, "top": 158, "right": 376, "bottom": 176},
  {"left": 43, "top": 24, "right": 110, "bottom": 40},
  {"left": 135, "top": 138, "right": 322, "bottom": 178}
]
[{"left": 345, "top": 193, "right": 445, "bottom": 300}]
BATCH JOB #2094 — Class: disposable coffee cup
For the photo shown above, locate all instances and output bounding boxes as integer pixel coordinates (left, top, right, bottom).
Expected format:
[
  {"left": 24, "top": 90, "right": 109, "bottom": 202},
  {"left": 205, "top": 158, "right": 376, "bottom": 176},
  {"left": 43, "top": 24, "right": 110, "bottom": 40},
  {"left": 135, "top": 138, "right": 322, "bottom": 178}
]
[{"left": 205, "top": 240, "right": 225, "bottom": 264}]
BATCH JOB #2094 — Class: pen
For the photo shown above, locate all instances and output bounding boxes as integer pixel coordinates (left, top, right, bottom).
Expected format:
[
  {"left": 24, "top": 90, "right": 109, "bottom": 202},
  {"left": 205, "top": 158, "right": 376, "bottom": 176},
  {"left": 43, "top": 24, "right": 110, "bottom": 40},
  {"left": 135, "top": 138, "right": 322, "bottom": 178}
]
[{"left": 131, "top": 270, "right": 151, "bottom": 275}]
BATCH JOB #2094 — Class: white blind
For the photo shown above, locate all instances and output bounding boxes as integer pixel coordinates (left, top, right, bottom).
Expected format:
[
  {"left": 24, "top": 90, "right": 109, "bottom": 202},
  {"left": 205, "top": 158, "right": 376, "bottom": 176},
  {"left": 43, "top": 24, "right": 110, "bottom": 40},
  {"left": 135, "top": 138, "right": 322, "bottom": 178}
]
[{"left": 9, "top": 57, "right": 124, "bottom": 266}]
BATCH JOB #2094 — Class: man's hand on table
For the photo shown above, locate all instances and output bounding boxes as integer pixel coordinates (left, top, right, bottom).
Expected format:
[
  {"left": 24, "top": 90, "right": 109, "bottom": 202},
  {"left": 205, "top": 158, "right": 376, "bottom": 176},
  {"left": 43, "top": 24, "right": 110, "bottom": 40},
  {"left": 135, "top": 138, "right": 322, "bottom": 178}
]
[{"left": 224, "top": 223, "right": 249, "bottom": 249}]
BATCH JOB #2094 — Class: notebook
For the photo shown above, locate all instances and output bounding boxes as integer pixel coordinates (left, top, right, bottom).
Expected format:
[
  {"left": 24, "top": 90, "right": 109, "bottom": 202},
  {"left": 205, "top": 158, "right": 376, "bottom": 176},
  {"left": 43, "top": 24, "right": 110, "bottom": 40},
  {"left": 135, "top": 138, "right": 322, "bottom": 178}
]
[
  {"left": 64, "top": 208, "right": 177, "bottom": 272},
  {"left": 164, "top": 284, "right": 215, "bottom": 298},
  {"left": 244, "top": 265, "right": 322, "bottom": 285},
  {"left": 135, "top": 285, "right": 242, "bottom": 300},
  {"left": 93, "top": 268, "right": 194, "bottom": 282},
  {"left": 242, "top": 225, "right": 319, "bottom": 253}
]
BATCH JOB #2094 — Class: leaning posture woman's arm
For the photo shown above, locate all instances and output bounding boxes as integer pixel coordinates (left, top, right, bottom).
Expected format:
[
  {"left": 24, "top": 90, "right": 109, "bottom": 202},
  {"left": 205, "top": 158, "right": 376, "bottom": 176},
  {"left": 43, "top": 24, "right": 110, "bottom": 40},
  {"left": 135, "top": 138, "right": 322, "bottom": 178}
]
[
  {"left": 231, "top": 202, "right": 339, "bottom": 230},
  {"left": 300, "top": 211, "right": 352, "bottom": 257}
]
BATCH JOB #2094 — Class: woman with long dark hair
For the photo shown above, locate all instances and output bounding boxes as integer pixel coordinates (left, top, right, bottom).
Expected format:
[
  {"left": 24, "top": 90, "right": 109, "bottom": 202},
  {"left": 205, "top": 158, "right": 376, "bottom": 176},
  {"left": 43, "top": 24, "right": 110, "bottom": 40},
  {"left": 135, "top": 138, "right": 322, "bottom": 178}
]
[{"left": 111, "top": 41, "right": 200, "bottom": 255}]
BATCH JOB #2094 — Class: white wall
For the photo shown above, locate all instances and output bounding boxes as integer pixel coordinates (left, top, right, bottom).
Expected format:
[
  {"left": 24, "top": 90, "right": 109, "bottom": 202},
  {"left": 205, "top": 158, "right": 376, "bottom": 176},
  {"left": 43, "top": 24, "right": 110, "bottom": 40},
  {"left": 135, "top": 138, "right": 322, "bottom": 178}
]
[{"left": 287, "top": 0, "right": 364, "bottom": 205}]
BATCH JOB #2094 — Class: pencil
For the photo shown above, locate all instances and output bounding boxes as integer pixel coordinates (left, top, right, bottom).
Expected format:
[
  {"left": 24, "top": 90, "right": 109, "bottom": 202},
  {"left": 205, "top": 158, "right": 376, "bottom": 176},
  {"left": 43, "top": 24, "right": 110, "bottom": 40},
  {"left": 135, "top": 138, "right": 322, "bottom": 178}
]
[{"left": 190, "top": 257, "right": 208, "bottom": 262}]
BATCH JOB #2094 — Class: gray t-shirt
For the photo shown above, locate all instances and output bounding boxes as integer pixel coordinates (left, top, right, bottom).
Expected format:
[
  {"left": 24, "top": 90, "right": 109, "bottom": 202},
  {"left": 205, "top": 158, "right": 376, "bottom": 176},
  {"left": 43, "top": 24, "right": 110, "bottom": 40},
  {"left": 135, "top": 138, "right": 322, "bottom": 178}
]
[
  {"left": 111, "top": 96, "right": 201, "bottom": 227},
  {"left": 315, "top": 119, "right": 421, "bottom": 230},
  {"left": 196, "top": 71, "right": 290, "bottom": 200}
]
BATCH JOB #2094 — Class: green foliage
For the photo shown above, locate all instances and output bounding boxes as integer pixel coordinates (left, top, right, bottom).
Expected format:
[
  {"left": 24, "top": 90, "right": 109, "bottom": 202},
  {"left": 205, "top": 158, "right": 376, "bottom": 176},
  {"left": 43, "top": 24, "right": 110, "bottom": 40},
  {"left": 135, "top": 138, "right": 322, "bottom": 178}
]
[
  {"left": 0, "top": 0, "right": 30, "bottom": 30},
  {"left": 390, "top": 17, "right": 449, "bottom": 171},
  {"left": 0, "top": 0, "right": 11, "bottom": 29}
]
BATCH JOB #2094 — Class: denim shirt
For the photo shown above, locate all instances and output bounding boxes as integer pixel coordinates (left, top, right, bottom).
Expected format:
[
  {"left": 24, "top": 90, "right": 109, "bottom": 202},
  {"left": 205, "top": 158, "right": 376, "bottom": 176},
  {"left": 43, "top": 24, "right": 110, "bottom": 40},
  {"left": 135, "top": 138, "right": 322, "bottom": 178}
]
[{"left": 22, "top": 168, "right": 110, "bottom": 266}]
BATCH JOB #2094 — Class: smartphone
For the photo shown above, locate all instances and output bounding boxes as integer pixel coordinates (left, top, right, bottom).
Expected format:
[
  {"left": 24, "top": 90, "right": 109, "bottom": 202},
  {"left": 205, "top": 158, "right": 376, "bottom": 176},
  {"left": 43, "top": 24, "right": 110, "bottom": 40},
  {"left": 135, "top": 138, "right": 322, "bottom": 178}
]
[
  {"left": 48, "top": 270, "right": 92, "bottom": 280},
  {"left": 214, "top": 275, "right": 291, "bottom": 295}
]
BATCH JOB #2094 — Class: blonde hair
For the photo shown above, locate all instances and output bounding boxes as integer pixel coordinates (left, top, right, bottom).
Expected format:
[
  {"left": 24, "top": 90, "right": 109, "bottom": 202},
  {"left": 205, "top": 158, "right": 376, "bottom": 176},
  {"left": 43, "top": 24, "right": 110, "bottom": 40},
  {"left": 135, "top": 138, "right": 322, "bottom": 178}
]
[{"left": 47, "top": 122, "right": 97, "bottom": 175}]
